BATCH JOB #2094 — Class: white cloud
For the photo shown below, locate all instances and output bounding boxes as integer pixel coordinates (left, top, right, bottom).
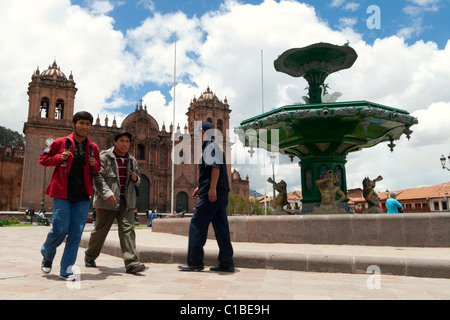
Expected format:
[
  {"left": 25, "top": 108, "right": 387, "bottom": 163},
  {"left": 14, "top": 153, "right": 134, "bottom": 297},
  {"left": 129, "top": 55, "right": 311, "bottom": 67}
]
[
  {"left": 329, "top": 0, "right": 359, "bottom": 11},
  {"left": 330, "top": 0, "right": 345, "bottom": 8},
  {"left": 138, "top": 0, "right": 155, "bottom": 12},
  {"left": 406, "top": 0, "right": 442, "bottom": 8},
  {"left": 339, "top": 17, "right": 358, "bottom": 29},
  {"left": 343, "top": 2, "right": 359, "bottom": 12},
  {"left": 399, "top": 0, "right": 441, "bottom": 39},
  {"left": 0, "top": 0, "right": 132, "bottom": 132},
  {"left": 86, "top": 0, "right": 115, "bottom": 14},
  {"left": 403, "top": 5, "right": 439, "bottom": 16}
]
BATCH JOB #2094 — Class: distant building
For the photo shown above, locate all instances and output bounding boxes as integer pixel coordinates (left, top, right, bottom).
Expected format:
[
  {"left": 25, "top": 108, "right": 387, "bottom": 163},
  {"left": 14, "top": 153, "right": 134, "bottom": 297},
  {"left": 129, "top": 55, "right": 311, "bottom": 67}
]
[
  {"left": 248, "top": 182, "right": 450, "bottom": 214},
  {"left": 287, "top": 190, "right": 302, "bottom": 212},
  {"left": 231, "top": 169, "right": 249, "bottom": 199},
  {"left": 0, "top": 143, "right": 24, "bottom": 210},
  {"left": 249, "top": 190, "right": 302, "bottom": 213}
]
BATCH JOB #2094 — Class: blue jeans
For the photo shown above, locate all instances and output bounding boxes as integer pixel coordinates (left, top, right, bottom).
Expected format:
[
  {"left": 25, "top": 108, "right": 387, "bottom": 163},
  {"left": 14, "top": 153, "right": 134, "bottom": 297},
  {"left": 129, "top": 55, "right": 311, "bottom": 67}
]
[
  {"left": 187, "top": 193, "right": 234, "bottom": 267},
  {"left": 41, "top": 198, "right": 90, "bottom": 276}
]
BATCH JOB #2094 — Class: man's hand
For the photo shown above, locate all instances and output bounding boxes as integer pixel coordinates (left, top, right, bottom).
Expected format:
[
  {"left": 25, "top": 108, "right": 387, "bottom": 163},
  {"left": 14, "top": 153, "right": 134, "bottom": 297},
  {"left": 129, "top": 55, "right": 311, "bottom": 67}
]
[
  {"left": 192, "top": 187, "right": 199, "bottom": 198},
  {"left": 130, "top": 170, "right": 138, "bottom": 182},
  {"left": 61, "top": 151, "right": 72, "bottom": 161},
  {"left": 107, "top": 195, "right": 117, "bottom": 204},
  {"left": 208, "top": 188, "right": 217, "bottom": 202},
  {"left": 88, "top": 156, "right": 96, "bottom": 167},
  {"left": 208, "top": 167, "right": 220, "bottom": 202}
]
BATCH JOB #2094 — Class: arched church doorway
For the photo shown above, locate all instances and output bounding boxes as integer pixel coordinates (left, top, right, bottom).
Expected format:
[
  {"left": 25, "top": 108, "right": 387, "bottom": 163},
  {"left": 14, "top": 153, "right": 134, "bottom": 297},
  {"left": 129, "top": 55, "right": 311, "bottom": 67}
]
[
  {"left": 136, "top": 174, "right": 150, "bottom": 212},
  {"left": 176, "top": 191, "right": 189, "bottom": 212}
]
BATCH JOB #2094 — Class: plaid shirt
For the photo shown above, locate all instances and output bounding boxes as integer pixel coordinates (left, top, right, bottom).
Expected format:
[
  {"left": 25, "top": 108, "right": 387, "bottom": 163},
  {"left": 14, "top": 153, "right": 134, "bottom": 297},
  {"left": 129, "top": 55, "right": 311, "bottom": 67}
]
[{"left": 113, "top": 150, "right": 128, "bottom": 198}]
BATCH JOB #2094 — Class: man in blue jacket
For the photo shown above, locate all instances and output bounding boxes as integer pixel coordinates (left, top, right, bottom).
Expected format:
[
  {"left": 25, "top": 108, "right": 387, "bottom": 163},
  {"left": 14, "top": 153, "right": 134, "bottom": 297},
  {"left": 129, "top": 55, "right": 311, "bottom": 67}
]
[{"left": 178, "top": 121, "right": 234, "bottom": 272}]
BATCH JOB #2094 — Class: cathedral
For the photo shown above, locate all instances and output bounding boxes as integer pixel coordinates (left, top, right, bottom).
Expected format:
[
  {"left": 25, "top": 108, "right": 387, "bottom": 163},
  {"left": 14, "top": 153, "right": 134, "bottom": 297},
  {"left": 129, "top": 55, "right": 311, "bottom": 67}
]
[{"left": 20, "top": 61, "right": 249, "bottom": 212}]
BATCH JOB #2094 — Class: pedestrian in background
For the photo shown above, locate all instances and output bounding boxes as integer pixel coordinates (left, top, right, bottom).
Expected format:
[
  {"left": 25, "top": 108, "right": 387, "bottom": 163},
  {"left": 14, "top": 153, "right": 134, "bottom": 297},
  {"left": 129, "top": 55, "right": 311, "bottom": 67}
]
[{"left": 387, "top": 192, "right": 403, "bottom": 213}]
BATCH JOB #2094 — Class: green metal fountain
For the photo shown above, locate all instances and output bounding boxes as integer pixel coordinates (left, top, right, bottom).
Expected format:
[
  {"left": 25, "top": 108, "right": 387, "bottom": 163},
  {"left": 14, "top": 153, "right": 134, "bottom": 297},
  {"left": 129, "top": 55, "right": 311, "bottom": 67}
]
[{"left": 237, "top": 43, "right": 418, "bottom": 213}]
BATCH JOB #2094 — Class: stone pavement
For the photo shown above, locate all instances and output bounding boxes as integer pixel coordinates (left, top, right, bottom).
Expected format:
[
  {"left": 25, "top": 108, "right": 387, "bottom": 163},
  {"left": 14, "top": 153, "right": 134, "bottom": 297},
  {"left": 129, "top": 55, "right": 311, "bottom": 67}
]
[{"left": 1, "top": 224, "right": 450, "bottom": 301}]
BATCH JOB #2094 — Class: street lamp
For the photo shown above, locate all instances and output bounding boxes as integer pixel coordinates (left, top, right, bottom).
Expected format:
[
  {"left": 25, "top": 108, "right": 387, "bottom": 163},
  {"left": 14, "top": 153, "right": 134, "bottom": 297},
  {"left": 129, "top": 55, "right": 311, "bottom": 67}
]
[
  {"left": 440, "top": 154, "right": 450, "bottom": 171},
  {"left": 270, "top": 152, "right": 276, "bottom": 200},
  {"left": 41, "top": 138, "right": 54, "bottom": 212},
  {"left": 445, "top": 192, "right": 449, "bottom": 212}
]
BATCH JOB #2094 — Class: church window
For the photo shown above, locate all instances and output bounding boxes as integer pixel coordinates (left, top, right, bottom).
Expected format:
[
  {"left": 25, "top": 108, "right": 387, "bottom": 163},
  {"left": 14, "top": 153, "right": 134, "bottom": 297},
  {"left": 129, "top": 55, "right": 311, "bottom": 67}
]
[
  {"left": 179, "top": 150, "right": 185, "bottom": 164},
  {"left": 137, "top": 144, "right": 145, "bottom": 160},
  {"left": 55, "top": 99, "right": 64, "bottom": 119},
  {"left": 40, "top": 98, "right": 49, "bottom": 118}
]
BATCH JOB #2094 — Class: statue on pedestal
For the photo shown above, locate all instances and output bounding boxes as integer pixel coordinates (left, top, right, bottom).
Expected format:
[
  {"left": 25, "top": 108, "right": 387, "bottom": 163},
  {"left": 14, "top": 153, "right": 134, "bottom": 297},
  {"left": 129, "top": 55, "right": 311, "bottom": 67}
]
[
  {"left": 313, "top": 170, "right": 347, "bottom": 214},
  {"left": 362, "top": 175, "right": 384, "bottom": 213},
  {"left": 267, "top": 177, "right": 288, "bottom": 214}
]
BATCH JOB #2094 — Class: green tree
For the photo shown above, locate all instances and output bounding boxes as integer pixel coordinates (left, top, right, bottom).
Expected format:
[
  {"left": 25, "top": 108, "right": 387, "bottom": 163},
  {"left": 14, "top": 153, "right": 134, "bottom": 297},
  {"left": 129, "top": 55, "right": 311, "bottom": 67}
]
[
  {"left": 227, "top": 190, "right": 270, "bottom": 215},
  {"left": 227, "top": 190, "right": 239, "bottom": 215},
  {"left": 0, "top": 126, "right": 24, "bottom": 147}
]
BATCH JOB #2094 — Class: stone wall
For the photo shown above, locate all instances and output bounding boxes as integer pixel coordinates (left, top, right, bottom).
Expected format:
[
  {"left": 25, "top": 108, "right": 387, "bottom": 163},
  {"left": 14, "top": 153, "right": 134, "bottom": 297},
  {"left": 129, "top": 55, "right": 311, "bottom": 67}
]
[{"left": 152, "top": 212, "right": 450, "bottom": 247}]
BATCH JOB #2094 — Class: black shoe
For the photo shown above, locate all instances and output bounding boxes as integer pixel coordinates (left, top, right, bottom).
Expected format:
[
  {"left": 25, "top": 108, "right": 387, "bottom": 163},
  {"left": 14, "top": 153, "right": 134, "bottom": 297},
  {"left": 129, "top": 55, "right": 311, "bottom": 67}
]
[
  {"left": 126, "top": 263, "right": 146, "bottom": 274},
  {"left": 210, "top": 265, "right": 235, "bottom": 273},
  {"left": 178, "top": 264, "right": 204, "bottom": 272},
  {"left": 85, "top": 259, "right": 97, "bottom": 268},
  {"left": 41, "top": 259, "right": 52, "bottom": 274}
]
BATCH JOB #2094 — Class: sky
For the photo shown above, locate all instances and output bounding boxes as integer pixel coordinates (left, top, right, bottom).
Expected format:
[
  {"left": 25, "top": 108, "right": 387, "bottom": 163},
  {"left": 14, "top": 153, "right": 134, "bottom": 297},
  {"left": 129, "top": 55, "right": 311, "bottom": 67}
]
[{"left": 1, "top": 0, "right": 449, "bottom": 196}]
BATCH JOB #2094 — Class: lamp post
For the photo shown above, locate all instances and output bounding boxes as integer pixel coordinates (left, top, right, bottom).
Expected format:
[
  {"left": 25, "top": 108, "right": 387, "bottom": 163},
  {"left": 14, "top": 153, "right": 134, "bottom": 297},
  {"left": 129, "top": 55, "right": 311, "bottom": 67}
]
[
  {"left": 440, "top": 154, "right": 450, "bottom": 171},
  {"left": 270, "top": 152, "right": 276, "bottom": 200},
  {"left": 445, "top": 192, "right": 449, "bottom": 212},
  {"left": 41, "top": 138, "right": 54, "bottom": 212}
]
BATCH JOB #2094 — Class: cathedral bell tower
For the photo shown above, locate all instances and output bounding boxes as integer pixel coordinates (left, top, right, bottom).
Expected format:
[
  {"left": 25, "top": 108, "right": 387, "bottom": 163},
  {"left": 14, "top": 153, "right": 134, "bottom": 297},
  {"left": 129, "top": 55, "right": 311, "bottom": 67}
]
[
  {"left": 21, "top": 61, "right": 77, "bottom": 210},
  {"left": 27, "top": 60, "right": 77, "bottom": 126},
  {"left": 186, "top": 86, "right": 231, "bottom": 152},
  {"left": 185, "top": 87, "right": 232, "bottom": 185}
]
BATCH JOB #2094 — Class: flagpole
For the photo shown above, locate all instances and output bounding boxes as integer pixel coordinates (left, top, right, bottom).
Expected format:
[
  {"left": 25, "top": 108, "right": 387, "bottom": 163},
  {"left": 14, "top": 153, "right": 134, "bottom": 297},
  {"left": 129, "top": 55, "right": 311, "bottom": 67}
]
[{"left": 171, "top": 31, "right": 177, "bottom": 215}]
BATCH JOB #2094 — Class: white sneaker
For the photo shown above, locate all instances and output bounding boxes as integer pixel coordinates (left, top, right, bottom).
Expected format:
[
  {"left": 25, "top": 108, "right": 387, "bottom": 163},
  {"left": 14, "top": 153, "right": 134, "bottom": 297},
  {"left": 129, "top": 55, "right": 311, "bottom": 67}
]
[{"left": 59, "top": 274, "right": 77, "bottom": 281}]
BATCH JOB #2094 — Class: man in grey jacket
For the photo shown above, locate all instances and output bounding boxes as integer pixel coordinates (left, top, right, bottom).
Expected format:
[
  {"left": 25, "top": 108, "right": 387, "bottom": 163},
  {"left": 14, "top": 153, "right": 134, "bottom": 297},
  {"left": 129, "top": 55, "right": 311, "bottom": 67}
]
[{"left": 84, "top": 130, "right": 145, "bottom": 274}]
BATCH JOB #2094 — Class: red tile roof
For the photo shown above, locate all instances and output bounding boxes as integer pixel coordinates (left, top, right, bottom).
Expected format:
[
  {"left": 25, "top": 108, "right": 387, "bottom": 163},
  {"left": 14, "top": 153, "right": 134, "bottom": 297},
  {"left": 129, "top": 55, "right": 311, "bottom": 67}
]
[{"left": 377, "top": 182, "right": 450, "bottom": 200}]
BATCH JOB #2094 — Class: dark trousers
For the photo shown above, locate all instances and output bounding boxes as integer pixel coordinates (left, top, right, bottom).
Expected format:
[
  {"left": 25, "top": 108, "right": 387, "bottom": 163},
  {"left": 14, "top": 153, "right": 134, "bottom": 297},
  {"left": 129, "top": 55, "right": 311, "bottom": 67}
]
[
  {"left": 187, "top": 193, "right": 234, "bottom": 267},
  {"left": 85, "top": 199, "right": 139, "bottom": 270}
]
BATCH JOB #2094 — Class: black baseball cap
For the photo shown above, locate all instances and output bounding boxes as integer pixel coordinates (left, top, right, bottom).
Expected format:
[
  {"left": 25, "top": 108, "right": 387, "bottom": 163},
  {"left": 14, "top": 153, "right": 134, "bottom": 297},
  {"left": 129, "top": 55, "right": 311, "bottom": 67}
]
[
  {"left": 195, "top": 121, "right": 214, "bottom": 132},
  {"left": 114, "top": 130, "right": 133, "bottom": 141}
]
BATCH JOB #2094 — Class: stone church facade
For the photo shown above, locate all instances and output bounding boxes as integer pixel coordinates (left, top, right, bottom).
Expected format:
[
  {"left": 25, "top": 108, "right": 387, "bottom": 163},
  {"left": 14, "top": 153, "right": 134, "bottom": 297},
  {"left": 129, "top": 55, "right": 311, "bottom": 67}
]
[
  {"left": 20, "top": 61, "right": 248, "bottom": 213},
  {"left": 0, "top": 143, "right": 24, "bottom": 210}
]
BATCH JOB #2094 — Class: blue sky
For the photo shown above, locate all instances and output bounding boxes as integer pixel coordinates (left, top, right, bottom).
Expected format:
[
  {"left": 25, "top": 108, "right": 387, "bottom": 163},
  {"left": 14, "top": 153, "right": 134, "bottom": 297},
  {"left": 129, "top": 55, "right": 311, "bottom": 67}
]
[
  {"left": 1, "top": 0, "right": 449, "bottom": 194},
  {"left": 71, "top": 0, "right": 449, "bottom": 48},
  {"left": 67, "top": 0, "right": 449, "bottom": 111}
]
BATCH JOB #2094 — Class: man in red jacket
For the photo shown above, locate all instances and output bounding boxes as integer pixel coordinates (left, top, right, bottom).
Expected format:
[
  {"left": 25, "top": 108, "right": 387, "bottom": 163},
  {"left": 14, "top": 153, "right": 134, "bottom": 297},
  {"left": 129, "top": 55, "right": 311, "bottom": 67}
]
[{"left": 39, "top": 111, "right": 101, "bottom": 281}]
